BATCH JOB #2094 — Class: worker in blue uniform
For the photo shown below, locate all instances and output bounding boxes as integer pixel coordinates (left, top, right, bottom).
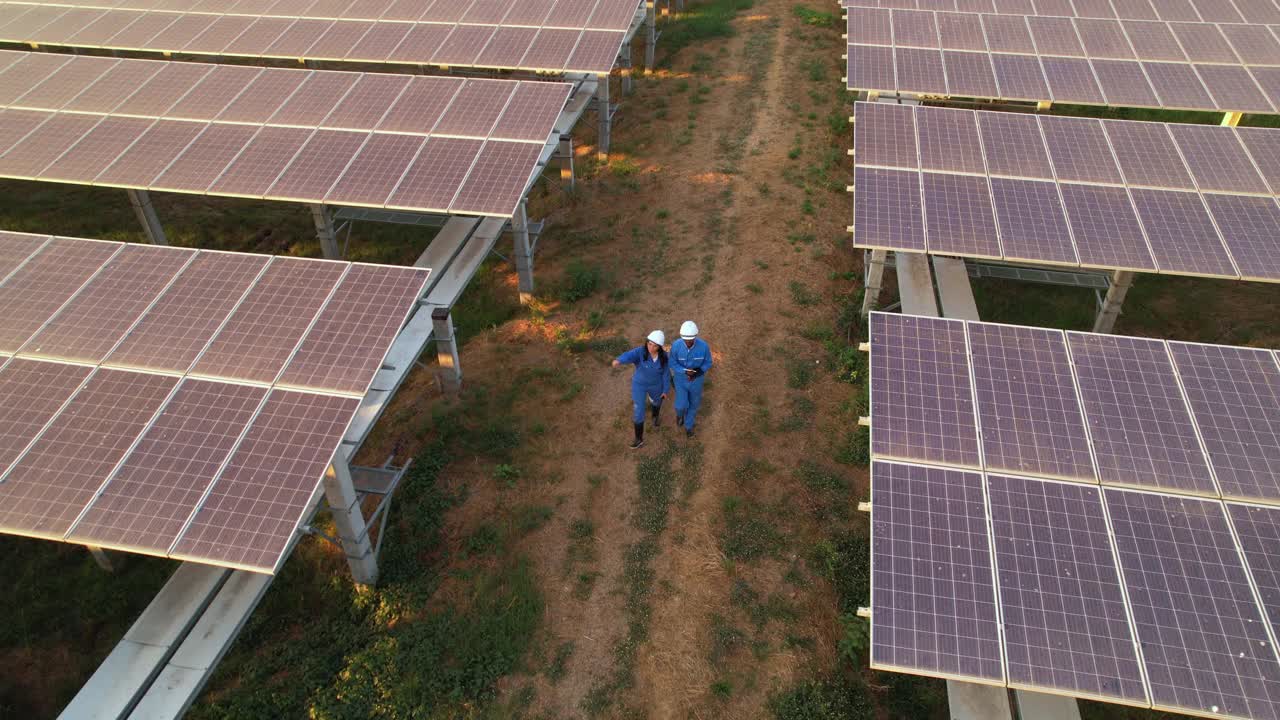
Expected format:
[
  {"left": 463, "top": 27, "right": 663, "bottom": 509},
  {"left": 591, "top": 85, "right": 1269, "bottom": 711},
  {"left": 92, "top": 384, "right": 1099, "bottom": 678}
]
[
  {"left": 670, "top": 320, "right": 712, "bottom": 438},
  {"left": 612, "top": 330, "right": 669, "bottom": 449}
]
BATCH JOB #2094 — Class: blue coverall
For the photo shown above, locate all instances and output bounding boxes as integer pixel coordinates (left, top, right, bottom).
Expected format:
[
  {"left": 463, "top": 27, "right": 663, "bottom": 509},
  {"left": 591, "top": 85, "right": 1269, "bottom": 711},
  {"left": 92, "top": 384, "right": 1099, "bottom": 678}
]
[
  {"left": 670, "top": 338, "right": 712, "bottom": 430},
  {"left": 616, "top": 346, "right": 669, "bottom": 424}
]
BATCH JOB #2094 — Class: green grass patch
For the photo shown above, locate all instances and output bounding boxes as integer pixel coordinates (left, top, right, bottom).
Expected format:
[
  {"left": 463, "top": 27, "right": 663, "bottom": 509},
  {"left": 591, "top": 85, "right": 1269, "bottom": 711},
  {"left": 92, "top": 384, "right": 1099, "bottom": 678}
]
[
  {"left": 791, "top": 4, "right": 837, "bottom": 28},
  {"left": 659, "top": 0, "right": 756, "bottom": 62}
]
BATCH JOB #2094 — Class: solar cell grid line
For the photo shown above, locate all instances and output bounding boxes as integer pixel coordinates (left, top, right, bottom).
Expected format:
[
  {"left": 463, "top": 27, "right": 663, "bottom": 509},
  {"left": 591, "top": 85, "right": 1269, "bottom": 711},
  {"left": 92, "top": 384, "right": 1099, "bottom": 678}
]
[
  {"left": 1091, "top": 59, "right": 1162, "bottom": 106},
  {"left": 61, "top": 58, "right": 165, "bottom": 115},
  {"left": 65, "top": 379, "right": 269, "bottom": 556},
  {"left": 990, "top": 53, "right": 1053, "bottom": 100},
  {"left": 1236, "top": 127, "right": 1280, "bottom": 195},
  {"left": 1203, "top": 194, "right": 1280, "bottom": 282},
  {"left": 966, "top": 322, "right": 1097, "bottom": 481},
  {"left": 869, "top": 460, "right": 1006, "bottom": 684},
  {"left": 0, "top": 368, "right": 179, "bottom": 540},
  {"left": 168, "top": 389, "right": 360, "bottom": 573},
  {"left": 943, "top": 50, "right": 1000, "bottom": 97},
  {"left": 1103, "top": 488, "right": 1280, "bottom": 719},
  {"left": 853, "top": 167, "right": 929, "bottom": 252},
  {"left": 1221, "top": 23, "right": 1280, "bottom": 64},
  {"left": 1168, "top": 341, "right": 1280, "bottom": 504},
  {"left": 921, "top": 172, "right": 1004, "bottom": 258},
  {"left": 1227, "top": 502, "right": 1280, "bottom": 647},
  {"left": 20, "top": 244, "right": 195, "bottom": 364},
  {"left": 0, "top": 231, "right": 51, "bottom": 285},
  {"left": 1167, "top": 123, "right": 1270, "bottom": 195},
  {"left": 1065, "top": 332, "right": 1215, "bottom": 494},
  {"left": 278, "top": 264, "right": 431, "bottom": 395},
  {"left": 489, "top": 81, "right": 570, "bottom": 143},
  {"left": 105, "top": 251, "right": 271, "bottom": 374},
  {"left": 0, "top": 112, "right": 105, "bottom": 181},
  {"left": 976, "top": 112, "right": 1053, "bottom": 180},
  {"left": 0, "top": 358, "right": 92, "bottom": 478},
  {"left": 9, "top": 54, "right": 117, "bottom": 111},
  {"left": 1101, "top": 119, "right": 1194, "bottom": 190},
  {"left": 1042, "top": 56, "right": 1107, "bottom": 104},
  {"left": 450, "top": 139, "right": 545, "bottom": 216},
  {"left": 854, "top": 101, "right": 919, "bottom": 170},
  {"left": 849, "top": 44, "right": 897, "bottom": 93},
  {"left": 1058, "top": 183, "right": 1159, "bottom": 270},
  {"left": 0, "top": 237, "right": 122, "bottom": 354},
  {"left": 869, "top": 312, "right": 981, "bottom": 466},
  {"left": 375, "top": 75, "right": 464, "bottom": 135},
  {"left": 989, "top": 178, "right": 1081, "bottom": 265},
  {"left": 92, "top": 118, "right": 208, "bottom": 189},
  {"left": 190, "top": 257, "right": 347, "bottom": 385},
  {"left": 263, "top": 129, "right": 370, "bottom": 203},
  {"left": 265, "top": 69, "right": 360, "bottom": 128},
  {"left": 319, "top": 73, "right": 411, "bottom": 131},
  {"left": 914, "top": 105, "right": 986, "bottom": 173},
  {"left": 985, "top": 473, "right": 1148, "bottom": 704},
  {"left": 323, "top": 132, "right": 425, "bottom": 208},
  {"left": 384, "top": 136, "right": 484, "bottom": 212},
  {"left": 1130, "top": 188, "right": 1239, "bottom": 278}
]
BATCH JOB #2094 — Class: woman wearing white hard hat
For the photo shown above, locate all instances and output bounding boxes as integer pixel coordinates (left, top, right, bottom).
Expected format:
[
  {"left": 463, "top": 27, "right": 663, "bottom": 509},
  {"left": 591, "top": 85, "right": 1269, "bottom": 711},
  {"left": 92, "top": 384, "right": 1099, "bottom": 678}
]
[
  {"left": 670, "top": 320, "right": 712, "bottom": 438},
  {"left": 611, "top": 330, "right": 670, "bottom": 449}
]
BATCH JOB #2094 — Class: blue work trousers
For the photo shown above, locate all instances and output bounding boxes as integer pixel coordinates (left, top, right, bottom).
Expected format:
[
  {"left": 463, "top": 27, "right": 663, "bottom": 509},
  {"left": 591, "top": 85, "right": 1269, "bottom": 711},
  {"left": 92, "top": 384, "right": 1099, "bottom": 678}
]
[
  {"left": 673, "top": 377, "right": 704, "bottom": 429},
  {"left": 632, "top": 385, "right": 663, "bottom": 424}
]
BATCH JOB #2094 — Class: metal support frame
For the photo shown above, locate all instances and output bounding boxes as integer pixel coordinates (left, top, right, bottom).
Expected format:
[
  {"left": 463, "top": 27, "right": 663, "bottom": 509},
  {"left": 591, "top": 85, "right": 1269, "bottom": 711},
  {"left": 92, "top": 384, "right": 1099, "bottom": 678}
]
[
  {"left": 87, "top": 545, "right": 114, "bottom": 572},
  {"left": 558, "top": 135, "right": 575, "bottom": 189},
  {"left": 127, "top": 189, "right": 167, "bottom": 246},
  {"left": 620, "top": 42, "right": 633, "bottom": 95},
  {"left": 431, "top": 307, "right": 462, "bottom": 394},
  {"left": 644, "top": 0, "right": 657, "bottom": 71},
  {"left": 321, "top": 456, "right": 378, "bottom": 586},
  {"left": 512, "top": 201, "right": 534, "bottom": 303},
  {"left": 1222, "top": 111, "right": 1243, "bottom": 126},
  {"left": 860, "top": 248, "right": 888, "bottom": 316},
  {"left": 596, "top": 73, "right": 611, "bottom": 160},
  {"left": 1092, "top": 270, "right": 1134, "bottom": 334},
  {"left": 310, "top": 203, "right": 341, "bottom": 260}
]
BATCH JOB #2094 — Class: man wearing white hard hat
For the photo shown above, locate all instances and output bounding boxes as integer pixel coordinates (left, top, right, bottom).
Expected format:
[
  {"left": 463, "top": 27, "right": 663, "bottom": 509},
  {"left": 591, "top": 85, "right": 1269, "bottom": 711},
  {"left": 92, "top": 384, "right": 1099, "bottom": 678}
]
[
  {"left": 670, "top": 320, "right": 712, "bottom": 438},
  {"left": 611, "top": 330, "right": 670, "bottom": 449}
]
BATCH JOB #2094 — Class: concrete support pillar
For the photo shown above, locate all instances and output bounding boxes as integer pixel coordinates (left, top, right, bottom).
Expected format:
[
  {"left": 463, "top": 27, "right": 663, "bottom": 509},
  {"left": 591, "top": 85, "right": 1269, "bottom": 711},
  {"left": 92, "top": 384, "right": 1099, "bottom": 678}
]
[
  {"left": 620, "top": 42, "right": 633, "bottom": 95},
  {"left": 322, "top": 456, "right": 378, "bottom": 586},
  {"left": 431, "top": 307, "right": 462, "bottom": 394},
  {"left": 513, "top": 201, "right": 534, "bottom": 304},
  {"left": 1222, "top": 111, "right": 1243, "bottom": 127},
  {"left": 947, "top": 681, "right": 1012, "bottom": 720},
  {"left": 127, "top": 189, "right": 167, "bottom": 246},
  {"left": 558, "top": 135, "right": 575, "bottom": 189},
  {"left": 87, "top": 545, "right": 114, "bottom": 572},
  {"left": 310, "top": 204, "right": 340, "bottom": 259},
  {"left": 1092, "top": 270, "right": 1133, "bottom": 334},
  {"left": 596, "top": 74, "right": 611, "bottom": 160},
  {"left": 860, "top": 248, "right": 888, "bottom": 316},
  {"left": 1015, "top": 691, "right": 1081, "bottom": 720},
  {"left": 644, "top": 0, "right": 656, "bottom": 72}
]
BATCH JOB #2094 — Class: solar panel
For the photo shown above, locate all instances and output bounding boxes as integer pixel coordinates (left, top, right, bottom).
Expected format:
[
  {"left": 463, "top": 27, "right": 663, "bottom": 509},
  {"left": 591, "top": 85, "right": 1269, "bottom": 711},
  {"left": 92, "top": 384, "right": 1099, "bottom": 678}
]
[
  {"left": 1167, "top": 342, "right": 1280, "bottom": 503},
  {"left": 191, "top": 257, "right": 347, "bottom": 384},
  {"left": 450, "top": 140, "right": 543, "bottom": 215},
  {"left": 0, "top": 112, "right": 103, "bottom": 180},
  {"left": 1202, "top": 194, "right": 1280, "bottom": 282},
  {"left": 1037, "top": 115, "right": 1123, "bottom": 184},
  {"left": 1227, "top": 502, "right": 1280, "bottom": 643},
  {"left": 0, "top": 231, "right": 48, "bottom": 281},
  {"left": 262, "top": 129, "right": 368, "bottom": 202},
  {"left": 894, "top": 8, "right": 940, "bottom": 47},
  {"left": 1130, "top": 188, "right": 1238, "bottom": 277},
  {"left": 1197, "top": 64, "right": 1275, "bottom": 114},
  {"left": 169, "top": 389, "right": 359, "bottom": 573},
  {"left": 990, "top": 53, "right": 1051, "bottom": 100},
  {"left": 1059, "top": 183, "right": 1159, "bottom": 271},
  {"left": 320, "top": 73, "right": 410, "bottom": 131},
  {"left": 895, "top": 47, "right": 951, "bottom": 96},
  {"left": 989, "top": 178, "right": 1079, "bottom": 265},
  {"left": 1043, "top": 56, "right": 1108, "bottom": 104},
  {"left": 850, "top": 44, "right": 897, "bottom": 93},
  {"left": 1066, "top": 332, "right": 1215, "bottom": 493},
  {"left": 982, "top": 14, "right": 1036, "bottom": 52},
  {"left": 268, "top": 70, "right": 359, "bottom": 127},
  {"left": 1101, "top": 120, "right": 1194, "bottom": 189},
  {"left": 162, "top": 65, "right": 262, "bottom": 121},
  {"left": 967, "top": 322, "right": 1096, "bottom": 481},
  {"left": 0, "top": 368, "right": 178, "bottom": 540},
  {"left": 854, "top": 167, "right": 927, "bottom": 252},
  {"left": 986, "top": 474, "right": 1147, "bottom": 703},
  {"left": 1077, "top": 18, "right": 1136, "bottom": 58},
  {"left": 1236, "top": 127, "right": 1280, "bottom": 195},
  {"left": 1220, "top": 23, "right": 1280, "bottom": 64},
  {"left": 95, "top": 119, "right": 207, "bottom": 189},
  {"left": 0, "top": 358, "right": 92, "bottom": 477},
  {"left": 922, "top": 172, "right": 1002, "bottom": 258},
  {"left": 854, "top": 101, "right": 918, "bottom": 169},
  {"left": 942, "top": 50, "right": 999, "bottom": 97},
  {"left": 1092, "top": 59, "right": 1161, "bottom": 106},
  {"left": 432, "top": 79, "right": 516, "bottom": 138},
  {"left": 1104, "top": 488, "right": 1280, "bottom": 718},
  {"left": 1167, "top": 124, "right": 1271, "bottom": 194},
  {"left": 0, "top": 237, "right": 122, "bottom": 354},
  {"left": 21, "top": 244, "right": 194, "bottom": 364},
  {"left": 384, "top": 136, "right": 484, "bottom": 212},
  {"left": 489, "top": 82, "right": 571, "bottom": 142},
  {"left": 150, "top": 122, "right": 261, "bottom": 194},
  {"left": 323, "top": 132, "right": 423, "bottom": 208},
  {"left": 977, "top": 112, "right": 1053, "bottom": 179},
  {"left": 915, "top": 105, "right": 987, "bottom": 173},
  {"left": 869, "top": 312, "right": 980, "bottom": 466}
]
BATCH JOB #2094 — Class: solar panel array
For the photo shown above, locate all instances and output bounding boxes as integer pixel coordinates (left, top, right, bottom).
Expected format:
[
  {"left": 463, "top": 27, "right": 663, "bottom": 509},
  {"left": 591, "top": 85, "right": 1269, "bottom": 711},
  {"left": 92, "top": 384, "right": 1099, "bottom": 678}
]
[
  {"left": 0, "top": 50, "right": 571, "bottom": 217},
  {"left": 0, "top": 0, "right": 641, "bottom": 74},
  {"left": 844, "top": 6, "right": 1280, "bottom": 112},
  {"left": 852, "top": 101, "right": 1280, "bottom": 282},
  {"left": 840, "top": 0, "right": 1280, "bottom": 22},
  {"left": 0, "top": 231, "right": 431, "bottom": 573},
  {"left": 868, "top": 311, "right": 1280, "bottom": 718}
]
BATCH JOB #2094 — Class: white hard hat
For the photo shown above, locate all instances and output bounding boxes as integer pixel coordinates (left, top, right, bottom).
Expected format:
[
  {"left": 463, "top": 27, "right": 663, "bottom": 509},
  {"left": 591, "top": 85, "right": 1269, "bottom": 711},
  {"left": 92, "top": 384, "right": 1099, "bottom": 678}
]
[
  {"left": 679, "top": 320, "right": 698, "bottom": 339},
  {"left": 647, "top": 330, "right": 665, "bottom": 345}
]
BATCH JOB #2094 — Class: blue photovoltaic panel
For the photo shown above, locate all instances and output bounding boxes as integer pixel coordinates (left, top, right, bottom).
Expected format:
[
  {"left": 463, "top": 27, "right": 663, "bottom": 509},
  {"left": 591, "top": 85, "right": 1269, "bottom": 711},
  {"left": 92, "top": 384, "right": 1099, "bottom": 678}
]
[
  {"left": 1202, "top": 194, "right": 1280, "bottom": 283},
  {"left": 870, "top": 460, "right": 1004, "bottom": 684},
  {"left": 1130, "top": 189, "right": 1238, "bottom": 278},
  {"left": 989, "top": 178, "right": 1078, "bottom": 266},
  {"left": 987, "top": 474, "right": 1146, "bottom": 704},
  {"left": 854, "top": 101, "right": 918, "bottom": 169},
  {"left": 1037, "top": 115, "right": 1124, "bottom": 185},
  {"left": 921, "top": 172, "right": 1002, "bottom": 258},
  {"left": 1227, "top": 502, "right": 1280, "bottom": 643},
  {"left": 977, "top": 112, "right": 1053, "bottom": 180},
  {"left": 870, "top": 312, "right": 980, "bottom": 467},
  {"left": 1105, "top": 489, "right": 1280, "bottom": 719},
  {"left": 1168, "top": 342, "right": 1280, "bottom": 504},
  {"left": 855, "top": 167, "right": 926, "bottom": 252},
  {"left": 914, "top": 105, "right": 986, "bottom": 174},
  {"left": 1066, "top": 332, "right": 1214, "bottom": 494},
  {"left": 967, "top": 323, "right": 1096, "bottom": 481},
  {"left": 1058, "top": 183, "right": 1158, "bottom": 271}
]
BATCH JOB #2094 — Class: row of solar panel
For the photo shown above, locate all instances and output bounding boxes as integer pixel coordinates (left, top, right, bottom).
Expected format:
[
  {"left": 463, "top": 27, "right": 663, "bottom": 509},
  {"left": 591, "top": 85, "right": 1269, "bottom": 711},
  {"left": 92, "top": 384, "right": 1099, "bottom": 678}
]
[
  {"left": 848, "top": 44, "right": 1280, "bottom": 111},
  {"left": 0, "top": 52, "right": 571, "bottom": 141},
  {"left": 0, "top": 0, "right": 642, "bottom": 31},
  {"left": 0, "top": 233, "right": 431, "bottom": 396},
  {"left": 869, "top": 312, "right": 1280, "bottom": 503},
  {"left": 847, "top": 9, "right": 1280, "bottom": 65},
  {"left": 0, "top": 357, "right": 359, "bottom": 574},
  {"left": 871, "top": 459, "right": 1280, "bottom": 720},
  {"left": 852, "top": 104, "right": 1280, "bottom": 280},
  {"left": 0, "top": 4, "right": 630, "bottom": 73},
  {"left": 841, "top": 0, "right": 1280, "bottom": 23}
]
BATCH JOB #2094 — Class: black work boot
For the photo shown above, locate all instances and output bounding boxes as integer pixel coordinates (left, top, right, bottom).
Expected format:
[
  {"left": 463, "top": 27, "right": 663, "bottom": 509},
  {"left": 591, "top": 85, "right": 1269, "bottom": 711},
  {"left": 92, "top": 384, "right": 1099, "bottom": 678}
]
[
  {"left": 651, "top": 404, "right": 661, "bottom": 427},
  {"left": 676, "top": 412, "right": 684, "bottom": 428},
  {"left": 631, "top": 422, "right": 645, "bottom": 449}
]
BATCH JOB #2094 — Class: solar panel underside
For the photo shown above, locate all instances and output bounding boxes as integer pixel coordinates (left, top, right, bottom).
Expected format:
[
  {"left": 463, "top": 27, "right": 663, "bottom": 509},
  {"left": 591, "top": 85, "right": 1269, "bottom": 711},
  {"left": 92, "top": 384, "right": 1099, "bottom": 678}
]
[
  {"left": 844, "top": 11, "right": 1280, "bottom": 112},
  {"left": 0, "top": 0, "right": 641, "bottom": 73},
  {"left": 0, "top": 232, "right": 432, "bottom": 573},
  {"left": 0, "top": 51, "right": 571, "bottom": 218},
  {"left": 870, "top": 460, "right": 1005, "bottom": 684},
  {"left": 851, "top": 102, "right": 1280, "bottom": 281}
]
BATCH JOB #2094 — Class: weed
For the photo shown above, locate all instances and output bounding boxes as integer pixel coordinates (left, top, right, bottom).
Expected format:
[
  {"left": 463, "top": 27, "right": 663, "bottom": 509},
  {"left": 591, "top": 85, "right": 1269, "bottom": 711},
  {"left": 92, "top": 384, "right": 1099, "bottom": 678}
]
[
  {"left": 569, "top": 518, "right": 595, "bottom": 540},
  {"left": 801, "top": 58, "right": 827, "bottom": 82},
  {"left": 546, "top": 641, "right": 575, "bottom": 684},
  {"left": 838, "top": 612, "right": 870, "bottom": 664},
  {"left": 465, "top": 523, "right": 502, "bottom": 556},
  {"left": 720, "top": 496, "right": 785, "bottom": 562},
  {"left": 747, "top": 282, "right": 763, "bottom": 294},
  {"left": 493, "top": 463, "right": 521, "bottom": 485},
  {"left": 659, "top": 0, "right": 756, "bottom": 60},
  {"left": 767, "top": 679, "right": 874, "bottom": 720},
  {"left": 656, "top": 208, "right": 670, "bottom": 220},
  {"left": 798, "top": 461, "right": 848, "bottom": 492},
  {"left": 789, "top": 280, "right": 819, "bottom": 306},
  {"left": 801, "top": 198, "right": 815, "bottom": 215},
  {"left": 709, "top": 613, "right": 747, "bottom": 667},
  {"left": 787, "top": 147, "right": 801, "bottom": 160},
  {"left": 792, "top": 5, "right": 837, "bottom": 28},
  {"left": 560, "top": 259, "right": 602, "bottom": 302},
  {"left": 754, "top": 259, "right": 770, "bottom": 270},
  {"left": 587, "top": 473, "right": 607, "bottom": 488},
  {"left": 786, "top": 358, "right": 815, "bottom": 389},
  {"left": 834, "top": 427, "right": 870, "bottom": 467},
  {"left": 712, "top": 679, "right": 734, "bottom": 699},
  {"left": 757, "top": 182, "right": 771, "bottom": 195},
  {"left": 675, "top": 78, "right": 690, "bottom": 93},
  {"left": 732, "top": 458, "right": 775, "bottom": 485},
  {"left": 513, "top": 505, "right": 554, "bottom": 535}
]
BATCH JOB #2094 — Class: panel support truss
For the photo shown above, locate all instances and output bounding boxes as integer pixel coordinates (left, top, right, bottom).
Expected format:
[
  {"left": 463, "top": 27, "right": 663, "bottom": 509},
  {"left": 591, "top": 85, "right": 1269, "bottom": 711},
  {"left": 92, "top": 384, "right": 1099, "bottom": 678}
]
[
  {"left": 597, "top": 74, "right": 611, "bottom": 160},
  {"left": 513, "top": 201, "right": 535, "bottom": 304},
  {"left": 558, "top": 135, "right": 575, "bottom": 189},
  {"left": 644, "top": 1, "right": 658, "bottom": 72},
  {"left": 620, "top": 42, "right": 633, "bottom": 95},
  {"left": 431, "top": 307, "right": 462, "bottom": 394},
  {"left": 321, "top": 455, "right": 379, "bottom": 586},
  {"left": 127, "top": 190, "right": 167, "bottom": 246},
  {"left": 860, "top": 248, "right": 888, "bottom": 316},
  {"left": 310, "top": 204, "right": 341, "bottom": 260},
  {"left": 1092, "top": 270, "right": 1134, "bottom": 334}
]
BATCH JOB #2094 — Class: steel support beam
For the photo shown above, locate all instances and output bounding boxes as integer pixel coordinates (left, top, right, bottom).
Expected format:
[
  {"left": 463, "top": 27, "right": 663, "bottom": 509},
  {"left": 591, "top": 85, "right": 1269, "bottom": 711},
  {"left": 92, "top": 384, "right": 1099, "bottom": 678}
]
[
  {"left": 947, "top": 682, "right": 1013, "bottom": 720},
  {"left": 512, "top": 201, "right": 534, "bottom": 304},
  {"left": 895, "top": 252, "right": 937, "bottom": 316},
  {"left": 1015, "top": 690, "right": 1082, "bottom": 720},
  {"left": 558, "top": 135, "right": 575, "bottom": 189},
  {"left": 1222, "top": 111, "right": 1243, "bottom": 126},
  {"left": 644, "top": 1, "right": 657, "bottom": 71},
  {"left": 127, "top": 190, "right": 167, "bottom": 246},
  {"left": 322, "top": 457, "right": 378, "bottom": 586},
  {"left": 596, "top": 74, "right": 611, "bottom": 160},
  {"left": 860, "top": 248, "right": 888, "bottom": 316},
  {"left": 310, "top": 204, "right": 341, "bottom": 259},
  {"left": 620, "top": 42, "right": 633, "bottom": 95},
  {"left": 1092, "top": 270, "right": 1133, "bottom": 334},
  {"left": 431, "top": 307, "right": 461, "bottom": 394}
]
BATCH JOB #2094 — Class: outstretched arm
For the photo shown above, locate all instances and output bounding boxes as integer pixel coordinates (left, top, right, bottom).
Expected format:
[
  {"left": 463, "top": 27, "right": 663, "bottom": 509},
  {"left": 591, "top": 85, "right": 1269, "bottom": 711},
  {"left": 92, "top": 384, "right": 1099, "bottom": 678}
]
[{"left": 614, "top": 347, "right": 641, "bottom": 368}]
